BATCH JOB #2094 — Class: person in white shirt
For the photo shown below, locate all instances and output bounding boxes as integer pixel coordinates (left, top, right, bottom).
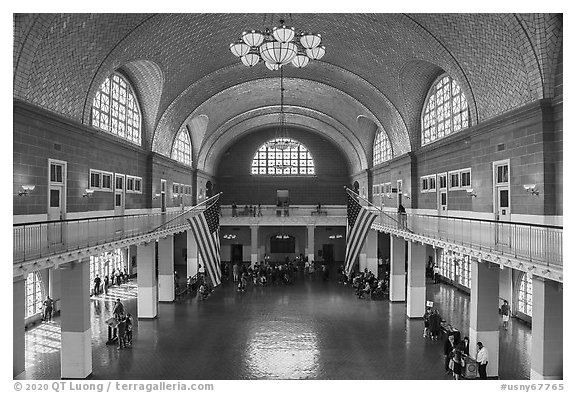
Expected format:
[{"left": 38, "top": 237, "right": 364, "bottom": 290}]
[{"left": 476, "top": 341, "right": 489, "bottom": 379}]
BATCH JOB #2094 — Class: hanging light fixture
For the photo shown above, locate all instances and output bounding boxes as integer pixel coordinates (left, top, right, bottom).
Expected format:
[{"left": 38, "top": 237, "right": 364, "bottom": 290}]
[{"left": 229, "top": 18, "right": 324, "bottom": 70}]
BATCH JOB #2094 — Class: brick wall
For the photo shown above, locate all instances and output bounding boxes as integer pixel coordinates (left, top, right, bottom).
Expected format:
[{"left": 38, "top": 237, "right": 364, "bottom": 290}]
[
  {"left": 216, "top": 127, "right": 350, "bottom": 205},
  {"left": 150, "top": 153, "right": 194, "bottom": 210}
]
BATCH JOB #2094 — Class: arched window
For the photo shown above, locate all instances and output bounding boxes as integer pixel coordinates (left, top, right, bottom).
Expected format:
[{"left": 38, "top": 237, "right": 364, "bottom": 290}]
[
  {"left": 518, "top": 273, "right": 533, "bottom": 317},
  {"left": 91, "top": 72, "right": 142, "bottom": 145},
  {"left": 25, "top": 272, "right": 44, "bottom": 318},
  {"left": 90, "top": 249, "right": 126, "bottom": 290},
  {"left": 251, "top": 138, "right": 315, "bottom": 175},
  {"left": 421, "top": 74, "right": 469, "bottom": 146},
  {"left": 172, "top": 127, "right": 192, "bottom": 167},
  {"left": 373, "top": 129, "right": 392, "bottom": 166}
]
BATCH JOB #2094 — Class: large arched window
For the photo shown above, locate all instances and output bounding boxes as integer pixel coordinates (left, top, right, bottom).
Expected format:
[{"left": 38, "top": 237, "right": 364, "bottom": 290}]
[
  {"left": 373, "top": 129, "right": 392, "bottom": 166},
  {"left": 172, "top": 127, "right": 192, "bottom": 167},
  {"left": 90, "top": 249, "right": 126, "bottom": 288},
  {"left": 91, "top": 72, "right": 142, "bottom": 145},
  {"left": 421, "top": 74, "right": 469, "bottom": 146},
  {"left": 518, "top": 273, "right": 533, "bottom": 317},
  {"left": 251, "top": 138, "right": 315, "bottom": 175},
  {"left": 25, "top": 272, "right": 44, "bottom": 318}
]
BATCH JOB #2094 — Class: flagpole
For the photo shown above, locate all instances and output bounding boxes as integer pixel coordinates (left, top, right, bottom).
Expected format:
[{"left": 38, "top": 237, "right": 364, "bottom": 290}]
[
  {"left": 344, "top": 186, "right": 396, "bottom": 217},
  {"left": 148, "top": 192, "right": 222, "bottom": 233}
]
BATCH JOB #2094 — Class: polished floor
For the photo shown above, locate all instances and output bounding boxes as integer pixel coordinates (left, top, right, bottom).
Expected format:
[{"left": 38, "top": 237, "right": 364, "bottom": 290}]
[{"left": 18, "top": 273, "right": 531, "bottom": 380}]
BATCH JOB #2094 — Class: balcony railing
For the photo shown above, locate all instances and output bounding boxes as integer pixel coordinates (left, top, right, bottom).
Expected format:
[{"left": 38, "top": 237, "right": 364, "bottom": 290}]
[
  {"left": 13, "top": 209, "right": 201, "bottom": 264},
  {"left": 374, "top": 210, "right": 562, "bottom": 267}
]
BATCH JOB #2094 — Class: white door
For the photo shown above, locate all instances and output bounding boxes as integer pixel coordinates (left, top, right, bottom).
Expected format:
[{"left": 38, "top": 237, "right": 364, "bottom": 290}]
[
  {"left": 48, "top": 160, "right": 66, "bottom": 246},
  {"left": 437, "top": 173, "right": 448, "bottom": 216},
  {"left": 396, "top": 180, "right": 403, "bottom": 207},
  {"left": 161, "top": 179, "right": 167, "bottom": 213},
  {"left": 494, "top": 161, "right": 511, "bottom": 247}
]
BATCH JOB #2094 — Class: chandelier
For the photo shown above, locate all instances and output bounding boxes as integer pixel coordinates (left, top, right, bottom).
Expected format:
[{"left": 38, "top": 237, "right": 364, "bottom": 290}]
[{"left": 229, "top": 19, "right": 325, "bottom": 69}]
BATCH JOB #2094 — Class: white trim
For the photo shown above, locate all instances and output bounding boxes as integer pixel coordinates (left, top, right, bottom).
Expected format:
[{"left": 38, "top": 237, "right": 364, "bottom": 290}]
[
  {"left": 437, "top": 172, "right": 447, "bottom": 190},
  {"left": 448, "top": 170, "right": 461, "bottom": 190},
  {"left": 510, "top": 214, "right": 563, "bottom": 226},
  {"left": 13, "top": 214, "right": 48, "bottom": 224},
  {"left": 65, "top": 210, "right": 115, "bottom": 220},
  {"left": 126, "top": 175, "right": 142, "bottom": 194}
]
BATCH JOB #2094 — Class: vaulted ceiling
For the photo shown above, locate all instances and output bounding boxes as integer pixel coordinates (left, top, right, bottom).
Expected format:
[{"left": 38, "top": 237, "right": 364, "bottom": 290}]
[{"left": 13, "top": 13, "right": 562, "bottom": 175}]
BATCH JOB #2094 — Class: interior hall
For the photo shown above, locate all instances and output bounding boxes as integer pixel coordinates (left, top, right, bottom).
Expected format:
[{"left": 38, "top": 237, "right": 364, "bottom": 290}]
[{"left": 13, "top": 13, "right": 563, "bottom": 381}]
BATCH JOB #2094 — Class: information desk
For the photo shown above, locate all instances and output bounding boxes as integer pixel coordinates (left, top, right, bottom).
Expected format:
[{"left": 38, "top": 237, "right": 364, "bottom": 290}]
[
  {"left": 461, "top": 356, "right": 479, "bottom": 379},
  {"left": 105, "top": 317, "right": 119, "bottom": 345}
]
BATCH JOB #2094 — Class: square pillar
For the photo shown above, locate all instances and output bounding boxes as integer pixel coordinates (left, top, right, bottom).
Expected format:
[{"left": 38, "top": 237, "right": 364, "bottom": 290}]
[
  {"left": 137, "top": 241, "right": 158, "bottom": 319},
  {"left": 531, "top": 278, "right": 563, "bottom": 379},
  {"left": 13, "top": 276, "right": 25, "bottom": 377},
  {"left": 469, "top": 259, "right": 500, "bottom": 378},
  {"left": 158, "top": 236, "right": 174, "bottom": 302},
  {"left": 60, "top": 259, "right": 92, "bottom": 379},
  {"left": 365, "top": 229, "right": 378, "bottom": 275},
  {"left": 186, "top": 230, "right": 198, "bottom": 278},
  {"left": 251, "top": 225, "right": 258, "bottom": 268},
  {"left": 128, "top": 245, "right": 137, "bottom": 277},
  {"left": 49, "top": 268, "right": 62, "bottom": 315},
  {"left": 306, "top": 225, "right": 315, "bottom": 262},
  {"left": 389, "top": 235, "right": 406, "bottom": 302},
  {"left": 407, "top": 241, "right": 426, "bottom": 318}
]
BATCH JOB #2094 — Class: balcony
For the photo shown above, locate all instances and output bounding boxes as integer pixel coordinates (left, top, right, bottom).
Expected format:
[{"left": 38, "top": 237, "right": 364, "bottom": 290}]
[{"left": 219, "top": 205, "right": 346, "bottom": 226}]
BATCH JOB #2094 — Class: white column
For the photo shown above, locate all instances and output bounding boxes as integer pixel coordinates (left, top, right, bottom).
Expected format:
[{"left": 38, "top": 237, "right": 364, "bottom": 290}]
[
  {"left": 251, "top": 225, "right": 258, "bottom": 268},
  {"left": 365, "top": 229, "right": 378, "bottom": 275},
  {"left": 186, "top": 230, "right": 198, "bottom": 278},
  {"left": 307, "top": 225, "right": 315, "bottom": 262},
  {"left": 407, "top": 241, "right": 426, "bottom": 318},
  {"left": 60, "top": 259, "right": 92, "bottom": 379},
  {"left": 158, "top": 236, "right": 174, "bottom": 302},
  {"left": 13, "top": 276, "right": 25, "bottom": 377},
  {"left": 469, "top": 259, "right": 500, "bottom": 378},
  {"left": 531, "top": 277, "right": 563, "bottom": 379},
  {"left": 49, "top": 268, "right": 62, "bottom": 315},
  {"left": 137, "top": 241, "right": 158, "bottom": 319},
  {"left": 389, "top": 235, "right": 406, "bottom": 302}
]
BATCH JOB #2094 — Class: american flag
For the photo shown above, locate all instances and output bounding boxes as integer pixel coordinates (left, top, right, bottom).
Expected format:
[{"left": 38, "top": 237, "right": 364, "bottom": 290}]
[
  {"left": 344, "top": 189, "right": 377, "bottom": 277},
  {"left": 187, "top": 196, "right": 222, "bottom": 287}
]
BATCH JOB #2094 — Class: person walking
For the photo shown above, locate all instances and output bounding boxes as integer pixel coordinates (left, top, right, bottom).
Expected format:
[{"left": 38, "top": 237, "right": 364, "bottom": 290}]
[
  {"left": 232, "top": 201, "right": 238, "bottom": 217},
  {"left": 113, "top": 298, "right": 124, "bottom": 319},
  {"left": 476, "top": 341, "right": 489, "bottom": 379},
  {"left": 428, "top": 309, "right": 442, "bottom": 340},
  {"left": 423, "top": 306, "right": 432, "bottom": 338},
  {"left": 103, "top": 275, "right": 109, "bottom": 294},
  {"left": 501, "top": 300, "right": 510, "bottom": 330}
]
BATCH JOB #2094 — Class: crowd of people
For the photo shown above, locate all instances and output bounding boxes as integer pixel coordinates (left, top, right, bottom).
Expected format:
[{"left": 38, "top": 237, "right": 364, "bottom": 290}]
[
  {"left": 231, "top": 202, "right": 263, "bottom": 217},
  {"left": 342, "top": 268, "right": 388, "bottom": 300},
  {"left": 232, "top": 260, "right": 298, "bottom": 291},
  {"left": 93, "top": 268, "right": 129, "bottom": 296},
  {"left": 112, "top": 298, "right": 133, "bottom": 350}
]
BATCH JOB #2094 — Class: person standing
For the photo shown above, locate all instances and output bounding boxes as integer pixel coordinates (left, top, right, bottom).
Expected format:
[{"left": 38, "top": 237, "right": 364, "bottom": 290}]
[
  {"left": 476, "top": 341, "right": 489, "bottom": 379},
  {"left": 397, "top": 204, "right": 406, "bottom": 228},
  {"left": 232, "top": 201, "right": 238, "bottom": 217},
  {"left": 93, "top": 274, "right": 101, "bottom": 296},
  {"left": 113, "top": 298, "right": 124, "bottom": 319},
  {"left": 443, "top": 334, "right": 456, "bottom": 373},
  {"left": 103, "top": 275, "right": 109, "bottom": 294},
  {"left": 42, "top": 296, "right": 54, "bottom": 322},
  {"left": 423, "top": 307, "right": 432, "bottom": 338},
  {"left": 501, "top": 300, "right": 510, "bottom": 330},
  {"left": 233, "top": 263, "right": 240, "bottom": 282}
]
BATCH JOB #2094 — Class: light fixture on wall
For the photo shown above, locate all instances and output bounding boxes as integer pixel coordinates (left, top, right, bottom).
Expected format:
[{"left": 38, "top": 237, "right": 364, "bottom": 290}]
[
  {"left": 466, "top": 188, "right": 477, "bottom": 197},
  {"left": 275, "top": 234, "right": 290, "bottom": 239},
  {"left": 18, "top": 184, "right": 35, "bottom": 196},
  {"left": 83, "top": 188, "right": 94, "bottom": 198},
  {"left": 223, "top": 234, "right": 237, "bottom": 240},
  {"left": 403, "top": 192, "right": 411, "bottom": 199},
  {"left": 523, "top": 184, "right": 539, "bottom": 196},
  {"left": 229, "top": 19, "right": 325, "bottom": 69},
  {"left": 328, "top": 234, "right": 343, "bottom": 239},
  {"left": 385, "top": 193, "right": 392, "bottom": 199},
  {"left": 152, "top": 193, "right": 161, "bottom": 200}
]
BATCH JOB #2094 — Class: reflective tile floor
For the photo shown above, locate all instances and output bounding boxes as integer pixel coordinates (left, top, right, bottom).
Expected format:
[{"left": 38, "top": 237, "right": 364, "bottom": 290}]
[{"left": 17, "top": 275, "right": 531, "bottom": 380}]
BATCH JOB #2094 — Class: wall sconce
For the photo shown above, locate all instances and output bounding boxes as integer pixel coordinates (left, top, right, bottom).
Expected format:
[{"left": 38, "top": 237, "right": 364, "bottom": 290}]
[
  {"left": 82, "top": 188, "right": 94, "bottom": 198},
  {"left": 466, "top": 188, "right": 478, "bottom": 197},
  {"left": 523, "top": 184, "right": 539, "bottom": 195},
  {"left": 18, "top": 184, "right": 35, "bottom": 196},
  {"left": 403, "top": 192, "right": 411, "bottom": 199},
  {"left": 385, "top": 193, "right": 392, "bottom": 199},
  {"left": 152, "top": 193, "right": 161, "bottom": 200}
]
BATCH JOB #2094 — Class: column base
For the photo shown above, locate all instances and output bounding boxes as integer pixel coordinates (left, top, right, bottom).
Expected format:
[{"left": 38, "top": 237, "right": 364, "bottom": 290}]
[
  {"left": 469, "top": 327, "right": 499, "bottom": 378},
  {"left": 389, "top": 274, "right": 406, "bottom": 302},
  {"left": 407, "top": 286, "right": 426, "bottom": 318},
  {"left": 530, "top": 369, "right": 563, "bottom": 380},
  {"left": 138, "top": 286, "right": 158, "bottom": 319},
  {"left": 158, "top": 274, "right": 174, "bottom": 302},
  {"left": 61, "top": 329, "right": 92, "bottom": 379}
]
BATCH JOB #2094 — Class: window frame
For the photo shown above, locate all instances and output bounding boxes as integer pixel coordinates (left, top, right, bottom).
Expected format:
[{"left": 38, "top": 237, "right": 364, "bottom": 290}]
[
  {"left": 89, "top": 169, "right": 113, "bottom": 192},
  {"left": 250, "top": 138, "right": 316, "bottom": 176},
  {"left": 449, "top": 170, "right": 461, "bottom": 190},
  {"left": 172, "top": 127, "right": 193, "bottom": 167},
  {"left": 460, "top": 168, "right": 472, "bottom": 188},
  {"left": 126, "top": 175, "right": 142, "bottom": 194},
  {"left": 373, "top": 129, "right": 393, "bottom": 166}
]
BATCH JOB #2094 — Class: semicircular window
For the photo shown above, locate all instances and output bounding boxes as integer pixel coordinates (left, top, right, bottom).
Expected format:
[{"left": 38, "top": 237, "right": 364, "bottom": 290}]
[
  {"left": 421, "top": 74, "right": 469, "bottom": 146},
  {"left": 172, "top": 127, "right": 192, "bottom": 167},
  {"left": 91, "top": 72, "right": 142, "bottom": 145},
  {"left": 373, "top": 129, "right": 392, "bottom": 166},
  {"left": 251, "top": 138, "right": 315, "bottom": 176}
]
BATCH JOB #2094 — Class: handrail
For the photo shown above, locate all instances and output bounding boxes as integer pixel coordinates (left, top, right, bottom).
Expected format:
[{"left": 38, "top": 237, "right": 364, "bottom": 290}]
[
  {"left": 14, "top": 210, "right": 175, "bottom": 227},
  {"left": 405, "top": 213, "right": 563, "bottom": 230},
  {"left": 149, "top": 192, "right": 221, "bottom": 233}
]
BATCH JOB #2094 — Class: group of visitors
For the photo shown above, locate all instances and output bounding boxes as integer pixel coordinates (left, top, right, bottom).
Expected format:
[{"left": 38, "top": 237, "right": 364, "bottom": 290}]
[
  {"left": 345, "top": 268, "right": 387, "bottom": 300},
  {"left": 232, "top": 260, "right": 298, "bottom": 292},
  {"left": 423, "top": 306, "right": 443, "bottom": 340},
  {"left": 112, "top": 298, "right": 133, "bottom": 349},
  {"left": 231, "top": 202, "right": 262, "bottom": 217},
  {"left": 443, "top": 333, "right": 488, "bottom": 379},
  {"left": 93, "top": 268, "right": 129, "bottom": 296}
]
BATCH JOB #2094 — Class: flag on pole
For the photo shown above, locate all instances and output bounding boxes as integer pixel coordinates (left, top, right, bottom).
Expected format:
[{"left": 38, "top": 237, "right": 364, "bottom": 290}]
[
  {"left": 344, "top": 189, "right": 377, "bottom": 277},
  {"left": 187, "top": 196, "right": 221, "bottom": 287}
]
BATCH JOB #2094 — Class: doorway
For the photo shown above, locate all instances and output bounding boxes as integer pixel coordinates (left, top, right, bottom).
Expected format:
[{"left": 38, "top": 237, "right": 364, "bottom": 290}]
[
  {"left": 437, "top": 173, "right": 448, "bottom": 216},
  {"left": 493, "top": 160, "right": 511, "bottom": 247},
  {"left": 48, "top": 159, "right": 66, "bottom": 246},
  {"left": 114, "top": 173, "right": 125, "bottom": 233},
  {"left": 231, "top": 244, "right": 243, "bottom": 263}
]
